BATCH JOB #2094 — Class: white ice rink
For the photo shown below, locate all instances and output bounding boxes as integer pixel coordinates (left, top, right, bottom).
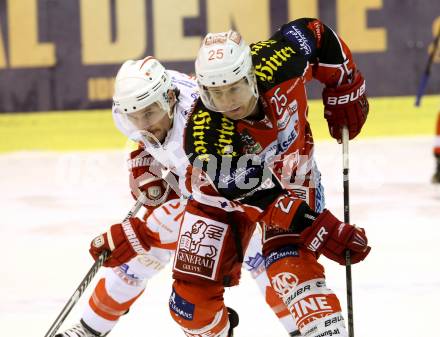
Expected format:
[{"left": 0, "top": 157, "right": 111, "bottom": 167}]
[{"left": 1, "top": 136, "right": 439, "bottom": 337}]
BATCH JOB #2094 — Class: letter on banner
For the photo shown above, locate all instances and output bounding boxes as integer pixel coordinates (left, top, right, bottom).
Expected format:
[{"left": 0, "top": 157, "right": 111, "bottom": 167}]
[
  {"left": 8, "top": 0, "right": 55, "bottom": 67},
  {"left": 154, "top": 0, "right": 200, "bottom": 61},
  {"left": 206, "top": 0, "right": 269, "bottom": 43},
  {"left": 81, "top": 0, "right": 146, "bottom": 64},
  {"left": 336, "top": 0, "right": 387, "bottom": 52},
  {"left": 288, "top": 0, "right": 318, "bottom": 20}
]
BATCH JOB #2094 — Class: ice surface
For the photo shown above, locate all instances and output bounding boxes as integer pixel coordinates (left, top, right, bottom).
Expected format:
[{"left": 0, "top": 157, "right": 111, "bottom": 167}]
[{"left": 1, "top": 137, "right": 439, "bottom": 337}]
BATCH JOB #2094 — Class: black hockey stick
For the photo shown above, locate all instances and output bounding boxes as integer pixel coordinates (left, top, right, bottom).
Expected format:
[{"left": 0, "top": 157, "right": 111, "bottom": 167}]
[
  {"left": 43, "top": 195, "right": 146, "bottom": 337},
  {"left": 342, "top": 127, "right": 354, "bottom": 337},
  {"left": 415, "top": 24, "right": 440, "bottom": 106}
]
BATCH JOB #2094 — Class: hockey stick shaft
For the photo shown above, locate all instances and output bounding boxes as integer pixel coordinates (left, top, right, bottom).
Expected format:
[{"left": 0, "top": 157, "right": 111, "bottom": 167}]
[
  {"left": 342, "top": 127, "right": 354, "bottom": 337},
  {"left": 43, "top": 196, "right": 146, "bottom": 337},
  {"left": 415, "top": 24, "right": 440, "bottom": 106}
]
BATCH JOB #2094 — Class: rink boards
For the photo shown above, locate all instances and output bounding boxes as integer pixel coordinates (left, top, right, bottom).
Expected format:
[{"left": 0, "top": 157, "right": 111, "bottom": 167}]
[{"left": 1, "top": 95, "right": 439, "bottom": 153}]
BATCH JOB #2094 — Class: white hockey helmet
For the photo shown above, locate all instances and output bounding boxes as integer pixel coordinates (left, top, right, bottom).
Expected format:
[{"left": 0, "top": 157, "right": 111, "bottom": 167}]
[
  {"left": 112, "top": 57, "right": 173, "bottom": 141},
  {"left": 113, "top": 57, "right": 172, "bottom": 113},
  {"left": 195, "top": 31, "right": 258, "bottom": 113}
]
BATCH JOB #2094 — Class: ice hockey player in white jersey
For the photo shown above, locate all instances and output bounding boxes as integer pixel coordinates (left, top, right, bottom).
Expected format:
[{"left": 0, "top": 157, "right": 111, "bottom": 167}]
[{"left": 55, "top": 57, "right": 301, "bottom": 337}]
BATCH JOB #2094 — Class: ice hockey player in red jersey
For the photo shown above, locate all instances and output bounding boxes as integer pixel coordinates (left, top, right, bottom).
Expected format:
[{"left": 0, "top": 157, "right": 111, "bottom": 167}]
[
  {"left": 57, "top": 57, "right": 301, "bottom": 336},
  {"left": 164, "top": 19, "right": 370, "bottom": 337},
  {"left": 86, "top": 18, "right": 371, "bottom": 337}
]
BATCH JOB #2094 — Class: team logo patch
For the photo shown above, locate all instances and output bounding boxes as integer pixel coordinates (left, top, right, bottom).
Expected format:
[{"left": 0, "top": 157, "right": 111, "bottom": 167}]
[
  {"left": 92, "top": 235, "right": 104, "bottom": 248},
  {"left": 147, "top": 185, "right": 162, "bottom": 199},
  {"left": 241, "top": 129, "right": 263, "bottom": 154},
  {"left": 174, "top": 213, "right": 228, "bottom": 280},
  {"left": 271, "top": 272, "right": 299, "bottom": 297},
  {"left": 169, "top": 288, "right": 195, "bottom": 320}
]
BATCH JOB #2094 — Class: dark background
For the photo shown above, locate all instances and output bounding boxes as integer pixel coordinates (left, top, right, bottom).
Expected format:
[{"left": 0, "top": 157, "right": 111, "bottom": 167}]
[{"left": 0, "top": 0, "right": 439, "bottom": 112}]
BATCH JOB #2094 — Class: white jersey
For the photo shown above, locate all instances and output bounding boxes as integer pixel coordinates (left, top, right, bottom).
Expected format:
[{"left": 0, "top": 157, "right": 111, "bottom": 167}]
[
  {"left": 112, "top": 70, "right": 198, "bottom": 197},
  {"left": 150, "top": 70, "right": 198, "bottom": 196}
]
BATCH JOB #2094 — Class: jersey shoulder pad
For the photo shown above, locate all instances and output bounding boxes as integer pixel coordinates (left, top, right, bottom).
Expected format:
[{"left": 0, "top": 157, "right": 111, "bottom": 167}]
[
  {"left": 170, "top": 71, "right": 199, "bottom": 120},
  {"left": 278, "top": 19, "right": 319, "bottom": 57},
  {"left": 250, "top": 33, "right": 308, "bottom": 92}
]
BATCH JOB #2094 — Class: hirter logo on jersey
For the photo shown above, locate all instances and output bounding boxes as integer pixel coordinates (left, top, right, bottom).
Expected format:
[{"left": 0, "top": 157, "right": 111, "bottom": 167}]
[
  {"left": 251, "top": 40, "right": 296, "bottom": 83},
  {"left": 174, "top": 214, "right": 228, "bottom": 280}
]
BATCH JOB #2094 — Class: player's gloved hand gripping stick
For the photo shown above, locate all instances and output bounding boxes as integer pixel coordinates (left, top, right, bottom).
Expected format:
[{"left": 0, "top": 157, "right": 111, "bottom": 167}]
[
  {"left": 43, "top": 194, "right": 147, "bottom": 337},
  {"left": 44, "top": 131, "right": 176, "bottom": 337}
]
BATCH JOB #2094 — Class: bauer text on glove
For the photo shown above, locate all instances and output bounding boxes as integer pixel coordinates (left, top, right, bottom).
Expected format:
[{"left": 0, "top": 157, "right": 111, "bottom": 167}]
[
  {"left": 323, "top": 71, "right": 369, "bottom": 141},
  {"left": 300, "top": 209, "right": 371, "bottom": 265}
]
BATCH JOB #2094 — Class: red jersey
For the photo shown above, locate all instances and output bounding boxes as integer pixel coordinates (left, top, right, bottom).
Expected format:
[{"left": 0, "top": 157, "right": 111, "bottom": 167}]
[{"left": 184, "top": 18, "right": 359, "bottom": 216}]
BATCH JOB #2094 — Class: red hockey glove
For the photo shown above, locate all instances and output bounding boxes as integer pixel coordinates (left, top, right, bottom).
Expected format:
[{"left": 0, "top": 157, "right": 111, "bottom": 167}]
[
  {"left": 259, "top": 192, "right": 313, "bottom": 254},
  {"left": 128, "top": 148, "right": 176, "bottom": 209},
  {"left": 301, "top": 210, "right": 371, "bottom": 265},
  {"left": 89, "top": 217, "right": 151, "bottom": 267},
  {"left": 323, "top": 71, "right": 369, "bottom": 141}
]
